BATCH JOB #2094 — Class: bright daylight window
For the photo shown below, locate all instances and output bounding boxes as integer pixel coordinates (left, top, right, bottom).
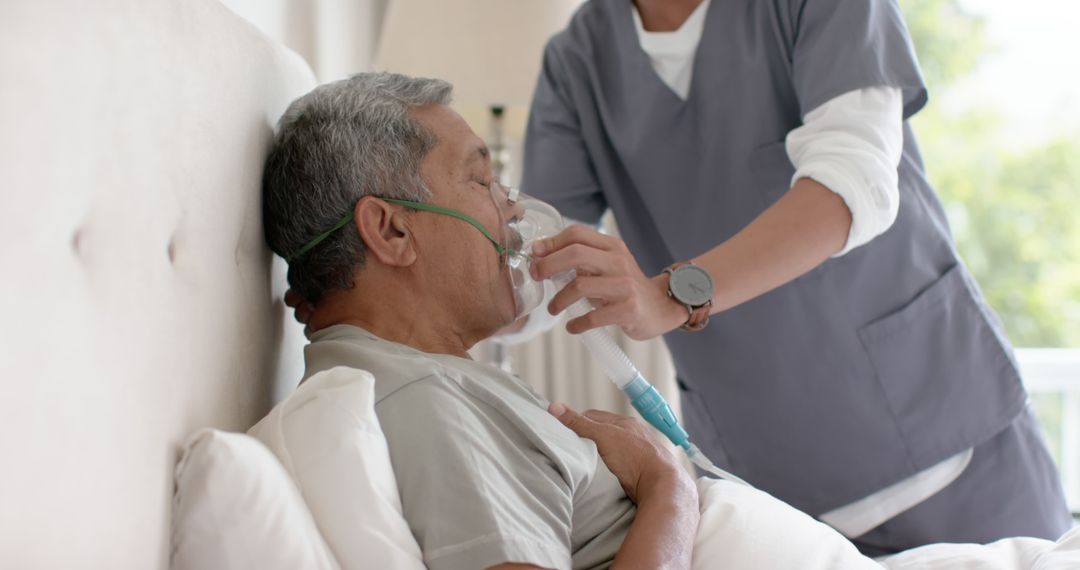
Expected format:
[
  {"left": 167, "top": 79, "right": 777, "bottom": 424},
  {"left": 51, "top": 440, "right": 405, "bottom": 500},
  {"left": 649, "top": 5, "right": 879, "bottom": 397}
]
[{"left": 902, "top": 0, "right": 1080, "bottom": 513}]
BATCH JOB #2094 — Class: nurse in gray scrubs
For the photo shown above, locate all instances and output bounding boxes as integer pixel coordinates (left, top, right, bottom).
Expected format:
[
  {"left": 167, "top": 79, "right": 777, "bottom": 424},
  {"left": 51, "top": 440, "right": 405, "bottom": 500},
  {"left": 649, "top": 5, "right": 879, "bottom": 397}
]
[{"left": 523, "top": 0, "right": 1072, "bottom": 556}]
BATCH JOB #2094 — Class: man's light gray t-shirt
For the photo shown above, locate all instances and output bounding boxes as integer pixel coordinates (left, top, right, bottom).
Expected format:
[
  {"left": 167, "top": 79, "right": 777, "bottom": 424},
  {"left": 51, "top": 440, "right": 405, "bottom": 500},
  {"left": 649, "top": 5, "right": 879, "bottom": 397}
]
[{"left": 303, "top": 325, "right": 635, "bottom": 570}]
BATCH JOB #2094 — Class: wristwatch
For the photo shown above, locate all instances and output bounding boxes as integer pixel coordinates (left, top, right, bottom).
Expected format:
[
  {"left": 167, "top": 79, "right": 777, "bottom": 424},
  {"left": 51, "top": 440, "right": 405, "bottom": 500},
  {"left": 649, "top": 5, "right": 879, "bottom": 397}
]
[{"left": 663, "top": 262, "right": 714, "bottom": 332}]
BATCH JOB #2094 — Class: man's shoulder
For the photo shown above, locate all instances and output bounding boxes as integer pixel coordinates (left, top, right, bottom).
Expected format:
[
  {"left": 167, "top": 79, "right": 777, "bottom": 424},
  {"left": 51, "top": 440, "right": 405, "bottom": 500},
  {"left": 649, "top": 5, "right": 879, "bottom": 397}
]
[
  {"left": 374, "top": 370, "right": 463, "bottom": 411},
  {"left": 304, "top": 325, "right": 457, "bottom": 402},
  {"left": 374, "top": 362, "right": 539, "bottom": 445},
  {"left": 373, "top": 371, "right": 518, "bottom": 456},
  {"left": 373, "top": 362, "right": 521, "bottom": 419}
]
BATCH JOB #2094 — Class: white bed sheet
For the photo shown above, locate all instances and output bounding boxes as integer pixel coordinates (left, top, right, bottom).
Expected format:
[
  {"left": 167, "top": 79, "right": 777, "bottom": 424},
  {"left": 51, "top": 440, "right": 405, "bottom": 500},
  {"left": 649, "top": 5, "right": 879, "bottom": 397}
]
[
  {"left": 692, "top": 477, "right": 1080, "bottom": 569},
  {"left": 879, "top": 526, "right": 1080, "bottom": 569}
]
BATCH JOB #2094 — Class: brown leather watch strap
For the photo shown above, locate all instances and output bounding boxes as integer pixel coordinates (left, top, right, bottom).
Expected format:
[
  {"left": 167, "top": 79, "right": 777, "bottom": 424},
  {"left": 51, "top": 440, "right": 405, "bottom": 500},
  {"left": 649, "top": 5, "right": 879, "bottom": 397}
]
[{"left": 682, "top": 302, "right": 711, "bottom": 332}]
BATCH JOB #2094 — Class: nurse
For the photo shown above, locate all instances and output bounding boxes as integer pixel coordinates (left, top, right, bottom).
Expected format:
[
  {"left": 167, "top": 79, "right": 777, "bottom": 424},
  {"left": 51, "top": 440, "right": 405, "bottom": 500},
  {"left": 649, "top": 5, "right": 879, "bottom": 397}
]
[{"left": 522, "top": 0, "right": 1072, "bottom": 556}]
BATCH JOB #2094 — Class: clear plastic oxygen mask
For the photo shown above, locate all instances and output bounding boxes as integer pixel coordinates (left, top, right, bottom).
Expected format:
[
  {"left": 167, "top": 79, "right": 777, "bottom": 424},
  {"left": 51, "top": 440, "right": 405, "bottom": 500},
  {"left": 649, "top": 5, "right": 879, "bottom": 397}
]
[{"left": 499, "top": 186, "right": 566, "bottom": 318}]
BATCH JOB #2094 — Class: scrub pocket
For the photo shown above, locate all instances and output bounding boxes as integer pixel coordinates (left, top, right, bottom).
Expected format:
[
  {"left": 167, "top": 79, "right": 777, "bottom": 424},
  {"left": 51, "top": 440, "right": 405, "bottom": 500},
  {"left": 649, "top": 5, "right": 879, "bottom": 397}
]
[{"left": 857, "top": 264, "right": 1025, "bottom": 470}]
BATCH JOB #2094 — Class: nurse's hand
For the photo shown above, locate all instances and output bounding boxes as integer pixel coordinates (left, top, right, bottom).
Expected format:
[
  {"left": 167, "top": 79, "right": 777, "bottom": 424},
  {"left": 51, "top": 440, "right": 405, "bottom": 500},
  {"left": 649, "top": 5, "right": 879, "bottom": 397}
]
[{"left": 529, "top": 225, "right": 687, "bottom": 340}]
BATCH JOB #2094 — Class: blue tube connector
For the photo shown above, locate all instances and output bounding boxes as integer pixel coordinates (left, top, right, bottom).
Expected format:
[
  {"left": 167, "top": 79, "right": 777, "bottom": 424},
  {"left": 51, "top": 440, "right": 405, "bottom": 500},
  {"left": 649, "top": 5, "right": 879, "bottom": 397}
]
[{"left": 622, "top": 374, "right": 690, "bottom": 450}]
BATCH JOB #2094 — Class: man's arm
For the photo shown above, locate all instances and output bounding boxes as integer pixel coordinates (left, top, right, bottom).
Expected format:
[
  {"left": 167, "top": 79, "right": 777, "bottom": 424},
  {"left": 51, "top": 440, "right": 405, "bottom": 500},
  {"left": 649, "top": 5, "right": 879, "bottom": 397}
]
[
  {"left": 487, "top": 473, "right": 698, "bottom": 570},
  {"left": 612, "top": 469, "right": 698, "bottom": 570}
]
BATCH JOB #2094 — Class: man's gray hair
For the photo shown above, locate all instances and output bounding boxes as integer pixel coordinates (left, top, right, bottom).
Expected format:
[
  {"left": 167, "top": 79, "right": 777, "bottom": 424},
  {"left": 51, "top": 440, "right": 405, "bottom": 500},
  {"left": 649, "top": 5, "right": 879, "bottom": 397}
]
[{"left": 263, "top": 72, "right": 452, "bottom": 303}]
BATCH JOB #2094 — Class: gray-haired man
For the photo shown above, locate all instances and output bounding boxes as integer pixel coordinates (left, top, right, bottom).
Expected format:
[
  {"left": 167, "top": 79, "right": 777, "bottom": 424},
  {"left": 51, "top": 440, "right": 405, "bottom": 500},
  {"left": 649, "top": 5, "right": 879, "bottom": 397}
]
[{"left": 262, "top": 72, "right": 699, "bottom": 570}]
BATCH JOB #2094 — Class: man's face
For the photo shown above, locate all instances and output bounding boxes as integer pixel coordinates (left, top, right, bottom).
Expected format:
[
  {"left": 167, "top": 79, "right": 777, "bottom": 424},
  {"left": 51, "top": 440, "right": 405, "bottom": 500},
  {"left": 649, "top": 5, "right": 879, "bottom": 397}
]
[{"left": 407, "top": 104, "right": 519, "bottom": 334}]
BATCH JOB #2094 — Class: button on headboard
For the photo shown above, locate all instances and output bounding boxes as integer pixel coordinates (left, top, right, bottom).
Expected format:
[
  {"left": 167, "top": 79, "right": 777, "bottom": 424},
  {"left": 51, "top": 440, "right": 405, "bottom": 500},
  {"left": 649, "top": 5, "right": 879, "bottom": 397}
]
[{"left": 0, "top": 0, "right": 315, "bottom": 566}]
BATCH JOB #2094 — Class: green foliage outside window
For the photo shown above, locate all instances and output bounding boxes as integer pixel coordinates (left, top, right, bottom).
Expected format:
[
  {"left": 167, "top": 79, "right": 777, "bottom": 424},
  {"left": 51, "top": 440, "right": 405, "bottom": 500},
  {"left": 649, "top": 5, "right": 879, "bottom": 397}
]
[
  {"left": 900, "top": 0, "right": 1080, "bottom": 470},
  {"left": 901, "top": 0, "right": 1080, "bottom": 349}
]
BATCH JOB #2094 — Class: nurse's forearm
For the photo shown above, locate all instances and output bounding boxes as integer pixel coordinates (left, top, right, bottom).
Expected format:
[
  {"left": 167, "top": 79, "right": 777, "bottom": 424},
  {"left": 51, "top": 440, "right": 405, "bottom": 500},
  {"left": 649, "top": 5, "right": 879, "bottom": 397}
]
[{"left": 694, "top": 177, "right": 851, "bottom": 313}]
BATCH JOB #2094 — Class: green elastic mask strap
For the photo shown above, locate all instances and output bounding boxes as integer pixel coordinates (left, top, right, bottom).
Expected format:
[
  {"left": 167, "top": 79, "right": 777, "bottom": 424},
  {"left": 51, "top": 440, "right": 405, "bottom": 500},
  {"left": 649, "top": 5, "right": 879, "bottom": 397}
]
[
  {"left": 382, "top": 198, "right": 509, "bottom": 256},
  {"left": 287, "top": 197, "right": 528, "bottom": 263},
  {"left": 286, "top": 211, "right": 356, "bottom": 262}
]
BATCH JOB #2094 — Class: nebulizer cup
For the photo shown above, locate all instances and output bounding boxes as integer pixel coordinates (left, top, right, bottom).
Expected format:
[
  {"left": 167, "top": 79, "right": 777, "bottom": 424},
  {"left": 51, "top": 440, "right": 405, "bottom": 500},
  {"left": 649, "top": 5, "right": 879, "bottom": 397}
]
[{"left": 507, "top": 201, "right": 565, "bottom": 318}]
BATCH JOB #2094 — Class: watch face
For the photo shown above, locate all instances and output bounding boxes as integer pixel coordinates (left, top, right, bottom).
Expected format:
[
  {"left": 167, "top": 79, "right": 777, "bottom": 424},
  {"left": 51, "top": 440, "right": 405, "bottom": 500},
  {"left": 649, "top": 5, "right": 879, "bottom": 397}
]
[{"left": 670, "top": 265, "right": 714, "bottom": 307}]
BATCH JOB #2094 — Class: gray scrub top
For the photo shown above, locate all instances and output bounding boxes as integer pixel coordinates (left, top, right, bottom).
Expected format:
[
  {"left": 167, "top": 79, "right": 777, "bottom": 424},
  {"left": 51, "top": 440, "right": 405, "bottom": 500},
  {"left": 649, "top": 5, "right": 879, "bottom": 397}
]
[
  {"left": 522, "top": 0, "right": 1026, "bottom": 516},
  {"left": 304, "top": 325, "right": 635, "bottom": 570}
]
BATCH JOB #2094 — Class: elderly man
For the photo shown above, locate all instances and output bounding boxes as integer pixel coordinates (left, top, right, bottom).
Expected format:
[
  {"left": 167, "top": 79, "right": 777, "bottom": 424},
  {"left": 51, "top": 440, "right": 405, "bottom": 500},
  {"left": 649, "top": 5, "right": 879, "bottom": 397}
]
[{"left": 261, "top": 72, "right": 699, "bottom": 570}]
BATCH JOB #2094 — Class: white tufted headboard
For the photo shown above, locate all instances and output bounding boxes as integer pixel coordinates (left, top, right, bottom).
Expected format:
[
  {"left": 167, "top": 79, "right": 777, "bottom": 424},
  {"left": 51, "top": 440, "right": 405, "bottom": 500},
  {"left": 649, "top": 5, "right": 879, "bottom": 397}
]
[{"left": 0, "top": 0, "right": 315, "bottom": 567}]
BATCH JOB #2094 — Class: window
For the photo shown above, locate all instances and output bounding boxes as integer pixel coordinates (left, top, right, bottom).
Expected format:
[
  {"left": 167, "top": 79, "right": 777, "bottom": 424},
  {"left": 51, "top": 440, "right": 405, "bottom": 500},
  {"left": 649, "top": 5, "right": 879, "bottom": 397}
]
[{"left": 902, "top": 0, "right": 1080, "bottom": 513}]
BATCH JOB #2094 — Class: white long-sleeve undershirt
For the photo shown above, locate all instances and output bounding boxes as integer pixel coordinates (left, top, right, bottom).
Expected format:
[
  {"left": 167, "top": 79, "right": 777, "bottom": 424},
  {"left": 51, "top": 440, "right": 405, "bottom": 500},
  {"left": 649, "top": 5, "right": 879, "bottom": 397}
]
[{"left": 786, "top": 87, "right": 904, "bottom": 256}]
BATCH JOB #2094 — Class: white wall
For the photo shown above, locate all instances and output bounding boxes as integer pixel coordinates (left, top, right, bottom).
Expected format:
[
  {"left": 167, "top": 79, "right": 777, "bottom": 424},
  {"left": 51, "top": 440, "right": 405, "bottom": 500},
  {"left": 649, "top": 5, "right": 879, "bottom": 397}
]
[{"left": 220, "top": 0, "right": 388, "bottom": 82}]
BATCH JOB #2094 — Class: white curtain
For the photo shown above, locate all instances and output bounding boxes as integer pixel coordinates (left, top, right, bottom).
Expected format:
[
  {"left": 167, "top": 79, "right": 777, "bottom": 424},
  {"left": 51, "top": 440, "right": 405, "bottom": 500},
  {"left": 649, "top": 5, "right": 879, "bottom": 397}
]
[{"left": 221, "top": 0, "right": 682, "bottom": 419}]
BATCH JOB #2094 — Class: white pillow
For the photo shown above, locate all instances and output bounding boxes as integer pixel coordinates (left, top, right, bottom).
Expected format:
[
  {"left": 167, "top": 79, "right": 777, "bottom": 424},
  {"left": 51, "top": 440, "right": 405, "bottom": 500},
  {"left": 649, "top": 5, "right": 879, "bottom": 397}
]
[
  {"left": 691, "top": 477, "right": 880, "bottom": 570},
  {"left": 248, "top": 367, "right": 426, "bottom": 570},
  {"left": 171, "top": 429, "right": 339, "bottom": 570}
]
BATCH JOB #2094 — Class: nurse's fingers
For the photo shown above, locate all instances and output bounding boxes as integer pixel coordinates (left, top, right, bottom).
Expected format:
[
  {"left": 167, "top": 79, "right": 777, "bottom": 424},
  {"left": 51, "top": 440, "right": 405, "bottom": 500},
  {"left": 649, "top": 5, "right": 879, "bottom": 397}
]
[
  {"left": 554, "top": 274, "right": 674, "bottom": 339},
  {"left": 565, "top": 303, "right": 634, "bottom": 336},
  {"left": 566, "top": 300, "right": 665, "bottom": 341},
  {"left": 531, "top": 224, "right": 626, "bottom": 257},
  {"left": 547, "top": 275, "right": 633, "bottom": 316},
  {"left": 531, "top": 242, "right": 636, "bottom": 281}
]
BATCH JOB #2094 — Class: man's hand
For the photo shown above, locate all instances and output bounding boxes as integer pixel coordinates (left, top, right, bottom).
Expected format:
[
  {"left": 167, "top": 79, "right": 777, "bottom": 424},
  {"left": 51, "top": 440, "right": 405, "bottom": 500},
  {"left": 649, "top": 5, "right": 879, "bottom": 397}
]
[
  {"left": 550, "top": 402, "right": 698, "bottom": 570},
  {"left": 548, "top": 402, "right": 692, "bottom": 504},
  {"left": 284, "top": 289, "right": 315, "bottom": 338}
]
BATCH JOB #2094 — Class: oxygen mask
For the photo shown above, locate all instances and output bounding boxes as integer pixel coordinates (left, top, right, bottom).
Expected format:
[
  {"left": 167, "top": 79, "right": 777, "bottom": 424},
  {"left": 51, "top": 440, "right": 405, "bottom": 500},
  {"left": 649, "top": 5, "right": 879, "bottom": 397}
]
[{"left": 483, "top": 180, "right": 566, "bottom": 319}]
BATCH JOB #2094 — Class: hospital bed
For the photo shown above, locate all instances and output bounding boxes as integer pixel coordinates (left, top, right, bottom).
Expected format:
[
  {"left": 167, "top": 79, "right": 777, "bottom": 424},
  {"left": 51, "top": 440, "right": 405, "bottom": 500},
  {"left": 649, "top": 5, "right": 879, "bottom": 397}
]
[{"left": 3, "top": 1, "right": 1076, "bottom": 568}]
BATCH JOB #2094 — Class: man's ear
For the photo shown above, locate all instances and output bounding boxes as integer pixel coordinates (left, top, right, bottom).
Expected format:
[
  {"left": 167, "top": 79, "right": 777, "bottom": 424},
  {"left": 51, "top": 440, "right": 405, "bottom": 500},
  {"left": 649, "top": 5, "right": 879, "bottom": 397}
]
[{"left": 354, "top": 196, "right": 417, "bottom": 267}]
